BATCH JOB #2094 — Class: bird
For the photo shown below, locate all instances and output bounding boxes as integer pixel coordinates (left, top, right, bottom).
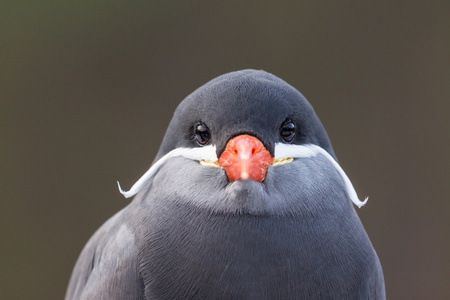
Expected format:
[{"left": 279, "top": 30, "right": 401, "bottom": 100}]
[{"left": 65, "top": 69, "right": 385, "bottom": 299}]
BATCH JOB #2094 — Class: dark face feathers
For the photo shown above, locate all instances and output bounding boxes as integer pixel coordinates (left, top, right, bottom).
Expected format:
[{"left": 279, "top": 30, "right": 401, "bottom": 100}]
[
  {"left": 65, "top": 69, "right": 385, "bottom": 300},
  {"left": 146, "top": 69, "right": 354, "bottom": 215},
  {"left": 156, "top": 69, "right": 336, "bottom": 161}
]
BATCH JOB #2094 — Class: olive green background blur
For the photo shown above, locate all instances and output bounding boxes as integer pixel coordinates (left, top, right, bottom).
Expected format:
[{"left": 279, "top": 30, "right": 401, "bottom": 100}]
[{"left": 1, "top": 1, "right": 449, "bottom": 299}]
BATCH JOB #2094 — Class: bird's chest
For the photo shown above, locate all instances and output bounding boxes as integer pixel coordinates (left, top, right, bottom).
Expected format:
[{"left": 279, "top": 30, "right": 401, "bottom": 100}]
[{"left": 137, "top": 203, "right": 370, "bottom": 299}]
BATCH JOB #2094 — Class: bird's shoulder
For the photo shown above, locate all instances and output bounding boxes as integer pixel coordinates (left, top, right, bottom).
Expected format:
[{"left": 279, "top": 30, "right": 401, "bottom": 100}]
[{"left": 65, "top": 207, "right": 144, "bottom": 300}]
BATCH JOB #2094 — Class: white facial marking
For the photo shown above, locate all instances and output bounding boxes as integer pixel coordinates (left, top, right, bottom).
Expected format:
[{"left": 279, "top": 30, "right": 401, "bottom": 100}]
[
  {"left": 118, "top": 143, "right": 368, "bottom": 208},
  {"left": 117, "top": 145, "right": 217, "bottom": 198},
  {"left": 274, "top": 143, "right": 368, "bottom": 208}
]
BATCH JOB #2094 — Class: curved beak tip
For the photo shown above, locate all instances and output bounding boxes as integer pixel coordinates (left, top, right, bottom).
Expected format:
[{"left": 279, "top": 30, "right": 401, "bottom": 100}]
[{"left": 240, "top": 171, "right": 249, "bottom": 180}]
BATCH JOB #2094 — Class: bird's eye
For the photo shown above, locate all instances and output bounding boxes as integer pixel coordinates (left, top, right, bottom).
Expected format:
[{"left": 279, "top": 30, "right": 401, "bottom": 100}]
[
  {"left": 194, "top": 123, "right": 211, "bottom": 145},
  {"left": 280, "top": 120, "right": 296, "bottom": 142}
]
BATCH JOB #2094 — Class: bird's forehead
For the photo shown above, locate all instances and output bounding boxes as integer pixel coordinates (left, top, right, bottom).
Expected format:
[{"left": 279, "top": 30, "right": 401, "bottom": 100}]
[{"left": 179, "top": 78, "right": 296, "bottom": 126}]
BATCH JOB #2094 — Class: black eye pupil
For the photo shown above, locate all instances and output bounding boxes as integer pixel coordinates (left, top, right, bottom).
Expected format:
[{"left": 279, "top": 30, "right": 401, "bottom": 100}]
[
  {"left": 280, "top": 121, "right": 296, "bottom": 142},
  {"left": 194, "top": 123, "right": 210, "bottom": 145}
]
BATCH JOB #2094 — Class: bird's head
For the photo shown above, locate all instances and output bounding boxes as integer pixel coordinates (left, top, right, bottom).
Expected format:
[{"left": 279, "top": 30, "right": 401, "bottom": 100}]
[{"left": 118, "top": 70, "right": 367, "bottom": 215}]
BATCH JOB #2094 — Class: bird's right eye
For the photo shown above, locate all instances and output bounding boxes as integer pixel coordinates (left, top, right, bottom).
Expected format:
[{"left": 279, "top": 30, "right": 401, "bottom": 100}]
[
  {"left": 280, "top": 120, "right": 296, "bottom": 142},
  {"left": 194, "top": 123, "right": 211, "bottom": 146}
]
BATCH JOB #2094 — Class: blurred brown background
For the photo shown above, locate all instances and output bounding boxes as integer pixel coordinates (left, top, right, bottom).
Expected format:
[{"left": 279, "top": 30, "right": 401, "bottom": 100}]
[{"left": 1, "top": 1, "right": 449, "bottom": 299}]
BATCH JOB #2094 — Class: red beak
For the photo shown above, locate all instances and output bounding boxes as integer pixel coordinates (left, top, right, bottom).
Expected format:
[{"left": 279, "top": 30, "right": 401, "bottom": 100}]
[{"left": 218, "top": 135, "right": 273, "bottom": 181}]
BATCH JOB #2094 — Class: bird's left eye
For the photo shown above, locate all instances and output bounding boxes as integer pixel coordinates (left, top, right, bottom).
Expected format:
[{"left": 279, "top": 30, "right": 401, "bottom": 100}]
[
  {"left": 194, "top": 123, "right": 211, "bottom": 145},
  {"left": 280, "top": 120, "right": 296, "bottom": 142}
]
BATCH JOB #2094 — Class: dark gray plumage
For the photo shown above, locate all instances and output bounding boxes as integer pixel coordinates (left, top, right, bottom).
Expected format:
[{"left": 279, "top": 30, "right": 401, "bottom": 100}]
[{"left": 66, "top": 70, "right": 385, "bottom": 299}]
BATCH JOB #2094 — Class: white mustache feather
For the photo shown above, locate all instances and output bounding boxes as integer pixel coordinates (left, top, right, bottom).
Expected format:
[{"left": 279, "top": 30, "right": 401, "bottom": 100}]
[
  {"left": 117, "top": 145, "right": 217, "bottom": 198},
  {"left": 274, "top": 144, "right": 368, "bottom": 208}
]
